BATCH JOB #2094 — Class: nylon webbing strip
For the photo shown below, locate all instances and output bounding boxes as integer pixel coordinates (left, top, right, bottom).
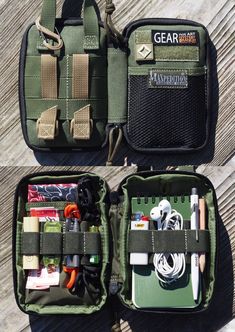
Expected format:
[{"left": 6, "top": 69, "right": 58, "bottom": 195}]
[
  {"left": 21, "top": 232, "right": 100, "bottom": 255},
  {"left": 71, "top": 105, "right": 92, "bottom": 140},
  {"left": 64, "top": 232, "right": 101, "bottom": 255},
  {"left": 21, "top": 232, "right": 62, "bottom": 255},
  {"left": 41, "top": 233, "right": 62, "bottom": 255},
  {"left": 128, "top": 229, "right": 210, "bottom": 253},
  {"left": 37, "top": 106, "right": 58, "bottom": 140},
  {"left": 72, "top": 54, "right": 89, "bottom": 99},
  {"left": 21, "top": 233, "right": 40, "bottom": 255},
  {"left": 41, "top": 54, "right": 57, "bottom": 99}
]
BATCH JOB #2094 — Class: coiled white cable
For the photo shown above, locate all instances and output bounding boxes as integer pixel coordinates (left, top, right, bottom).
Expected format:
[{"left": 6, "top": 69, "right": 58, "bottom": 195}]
[{"left": 153, "top": 209, "right": 186, "bottom": 284}]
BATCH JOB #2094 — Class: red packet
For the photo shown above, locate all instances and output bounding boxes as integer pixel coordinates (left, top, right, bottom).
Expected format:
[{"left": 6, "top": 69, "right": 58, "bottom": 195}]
[{"left": 30, "top": 207, "right": 60, "bottom": 222}]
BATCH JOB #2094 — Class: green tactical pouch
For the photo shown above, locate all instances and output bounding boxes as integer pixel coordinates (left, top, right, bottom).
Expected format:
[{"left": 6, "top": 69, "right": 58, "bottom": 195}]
[
  {"left": 107, "top": 17, "right": 211, "bottom": 154},
  {"left": 19, "top": 0, "right": 108, "bottom": 151},
  {"left": 13, "top": 169, "right": 218, "bottom": 316},
  {"left": 19, "top": 0, "right": 213, "bottom": 160}
]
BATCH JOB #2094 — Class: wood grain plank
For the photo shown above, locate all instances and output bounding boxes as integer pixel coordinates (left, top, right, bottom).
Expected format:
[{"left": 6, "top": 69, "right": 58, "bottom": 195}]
[{"left": 0, "top": 0, "right": 234, "bottom": 166}]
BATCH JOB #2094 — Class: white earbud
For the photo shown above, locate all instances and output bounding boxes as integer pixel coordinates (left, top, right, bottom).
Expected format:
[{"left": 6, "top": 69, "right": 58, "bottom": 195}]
[
  {"left": 150, "top": 206, "right": 161, "bottom": 221},
  {"left": 150, "top": 199, "right": 172, "bottom": 221},
  {"left": 150, "top": 199, "right": 185, "bottom": 284}
]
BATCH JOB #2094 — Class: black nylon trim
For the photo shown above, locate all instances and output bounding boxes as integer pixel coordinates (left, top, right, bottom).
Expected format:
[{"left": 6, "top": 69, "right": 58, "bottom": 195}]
[
  {"left": 41, "top": 233, "right": 62, "bottom": 255},
  {"left": 21, "top": 232, "right": 40, "bottom": 255},
  {"left": 64, "top": 232, "right": 101, "bottom": 255},
  {"left": 128, "top": 229, "right": 210, "bottom": 253}
]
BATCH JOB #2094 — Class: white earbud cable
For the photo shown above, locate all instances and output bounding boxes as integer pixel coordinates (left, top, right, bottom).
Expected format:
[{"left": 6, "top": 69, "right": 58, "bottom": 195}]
[{"left": 153, "top": 210, "right": 186, "bottom": 284}]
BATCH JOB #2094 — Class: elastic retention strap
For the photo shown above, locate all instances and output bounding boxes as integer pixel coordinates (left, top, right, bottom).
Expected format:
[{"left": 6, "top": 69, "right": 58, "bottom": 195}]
[
  {"left": 105, "top": 0, "right": 124, "bottom": 45},
  {"left": 106, "top": 126, "right": 123, "bottom": 166}
]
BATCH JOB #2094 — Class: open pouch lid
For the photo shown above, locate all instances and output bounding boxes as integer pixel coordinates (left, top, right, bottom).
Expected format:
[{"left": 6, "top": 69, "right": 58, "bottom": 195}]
[{"left": 108, "top": 167, "right": 219, "bottom": 314}]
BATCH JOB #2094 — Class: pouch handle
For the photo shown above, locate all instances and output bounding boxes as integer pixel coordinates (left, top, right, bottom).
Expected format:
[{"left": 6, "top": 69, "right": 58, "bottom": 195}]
[{"left": 38, "top": 0, "right": 100, "bottom": 51}]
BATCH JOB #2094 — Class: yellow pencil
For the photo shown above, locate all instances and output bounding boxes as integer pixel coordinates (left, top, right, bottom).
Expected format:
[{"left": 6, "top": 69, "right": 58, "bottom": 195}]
[{"left": 199, "top": 198, "right": 206, "bottom": 273}]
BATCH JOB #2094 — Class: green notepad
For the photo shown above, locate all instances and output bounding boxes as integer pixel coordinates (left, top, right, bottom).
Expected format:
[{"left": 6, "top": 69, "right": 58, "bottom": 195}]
[{"left": 131, "top": 196, "right": 202, "bottom": 309}]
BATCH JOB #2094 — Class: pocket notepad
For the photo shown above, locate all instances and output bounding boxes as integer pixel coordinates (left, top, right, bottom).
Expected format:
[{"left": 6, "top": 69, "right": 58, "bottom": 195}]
[{"left": 131, "top": 195, "right": 202, "bottom": 309}]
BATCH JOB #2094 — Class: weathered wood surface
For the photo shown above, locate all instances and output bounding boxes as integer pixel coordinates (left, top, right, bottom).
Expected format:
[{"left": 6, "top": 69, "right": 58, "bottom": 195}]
[
  {"left": 0, "top": 0, "right": 234, "bottom": 166},
  {"left": 0, "top": 166, "right": 234, "bottom": 332}
]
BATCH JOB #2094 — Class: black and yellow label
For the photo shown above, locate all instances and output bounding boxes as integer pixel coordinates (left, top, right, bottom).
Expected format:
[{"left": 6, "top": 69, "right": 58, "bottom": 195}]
[
  {"left": 152, "top": 30, "right": 199, "bottom": 46},
  {"left": 149, "top": 70, "right": 188, "bottom": 89}
]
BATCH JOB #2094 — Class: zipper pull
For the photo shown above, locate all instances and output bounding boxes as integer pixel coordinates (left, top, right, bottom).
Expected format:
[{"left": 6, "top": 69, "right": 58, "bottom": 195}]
[
  {"left": 106, "top": 125, "right": 123, "bottom": 166},
  {"left": 109, "top": 275, "right": 122, "bottom": 295}
]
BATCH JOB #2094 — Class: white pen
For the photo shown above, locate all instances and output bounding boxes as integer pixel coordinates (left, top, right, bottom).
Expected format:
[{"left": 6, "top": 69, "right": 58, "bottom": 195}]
[{"left": 190, "top": 188, "right": 199, "bottom": 301}]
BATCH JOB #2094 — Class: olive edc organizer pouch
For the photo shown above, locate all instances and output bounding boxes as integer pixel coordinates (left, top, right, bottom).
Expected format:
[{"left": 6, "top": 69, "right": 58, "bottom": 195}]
[
  {"left": 19, "top": 0, "right": 212, "bottom": 162},
  {"left": 13, "top": 169, "right": 218, "bottom": 318}
]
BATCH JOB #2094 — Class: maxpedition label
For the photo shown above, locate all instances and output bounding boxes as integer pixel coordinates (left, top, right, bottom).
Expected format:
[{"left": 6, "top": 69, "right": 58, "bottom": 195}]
[
  {"left": 149, "top": 70, "right": 188, "bottom": 89},
  {"left": 152, "top": 30, "right": 199, "bottom": 46}
]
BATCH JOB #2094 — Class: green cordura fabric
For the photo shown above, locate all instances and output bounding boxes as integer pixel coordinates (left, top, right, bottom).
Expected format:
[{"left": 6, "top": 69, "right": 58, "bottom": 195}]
[
  {"left": 128, "top": 229, "right": 210, "bottom": 253},
  {"left": 41, "top": 233, "right": 62, "bottom": 255},
  {"left": 154, "top": 46, "right": 199, "bottom": 61},
  {"left": 25, "top": 77, "right": 106, "bottom": 99},
  {"left": 26, "top": 201, "right": 72, "bottom": 211},
  {"left": 24, "top": 10, "right": 107, "bottom": 149},
  {"left": 25, "top": 100, "right": 106, "bottom": 120},
  {"left": 83, "top": 0, "right": 100, "bottom": 50},
  {"left": 15, "top": 173, "right": 109, "bottom": 315},
  {"left": 64, "top": 232, "right": 101, "bottom": 255},
  {"left": 128, "top": 25, "right": 206, "bottom": 68},
  {"left": 119, "top": 173, "right": 217, "bottom": 310},
  {"left": 109, "top": 200, "right": 123, "bottom": 283},
  {"left": 21, "top": 233, "right": 40, "bottom": 255},
  {"left": 135, "top": 30, "right": 152, "bottom": 43},
  {"left": 40, "top": 0, "right": 56, "bottom": 33},
  {"left": 25, "top": 55, "right": 106, "bottom": 77},
  {"left": 26, "top": 119, "right": 106, "bottom": 148},
  {"left": 107, "top": 48, "right": 127, "bottom": 123},
  {"left": 39, "top": 0, "right": 99, "bottom": 50},
  {"left": 128, "top": 66, "right": 206, "bottom": 76}
]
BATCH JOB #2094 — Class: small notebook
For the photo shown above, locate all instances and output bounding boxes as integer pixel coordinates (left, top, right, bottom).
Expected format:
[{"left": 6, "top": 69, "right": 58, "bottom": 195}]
[{"left": 131, "top": 196, "right": 201, "bottom": 309}]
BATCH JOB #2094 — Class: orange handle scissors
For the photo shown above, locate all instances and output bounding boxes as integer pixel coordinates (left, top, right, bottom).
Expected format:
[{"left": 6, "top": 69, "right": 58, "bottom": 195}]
[{"left": 63, "top": 266, "right": 79, "bottom": 289}]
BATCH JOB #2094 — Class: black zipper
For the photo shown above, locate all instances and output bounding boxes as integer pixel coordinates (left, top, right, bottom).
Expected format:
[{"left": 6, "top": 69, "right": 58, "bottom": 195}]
[{"left": 114, "top": 169, "right": 219, "bottom": 314}]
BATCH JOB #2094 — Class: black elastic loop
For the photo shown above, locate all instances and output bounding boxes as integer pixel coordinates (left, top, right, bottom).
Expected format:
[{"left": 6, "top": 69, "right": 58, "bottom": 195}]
[{"left": 21, "top": 233, "right": 40, "bottom": 255}]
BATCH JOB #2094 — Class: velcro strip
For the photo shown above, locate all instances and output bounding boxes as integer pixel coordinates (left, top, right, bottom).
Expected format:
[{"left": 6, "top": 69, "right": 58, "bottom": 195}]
[
  {"left": 72, "top": 54, "right": 89, "bottom": 99},
  {"left": 41, "top": 54, "right": 57, "bottom": 99},
  {"left": 128, "top": 229, "right": 210, "bottom": 253}
]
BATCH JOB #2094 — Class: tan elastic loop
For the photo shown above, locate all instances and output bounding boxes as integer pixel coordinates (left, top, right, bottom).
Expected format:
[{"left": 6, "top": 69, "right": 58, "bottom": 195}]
[
  {"left": 70, "top": 105, "right": 92, "bottom": 140},
  {"left": 36, "top": 106, "right": 58, "bottom": 140},
  {"left": 41, "top": 54, "right": 57, "bottom": 99},
  {"left": 35, "top": 17, "right": 63, "bottom": 51},
  {"left": 72, "top": 54, "right": 89, "bottom": 99}
]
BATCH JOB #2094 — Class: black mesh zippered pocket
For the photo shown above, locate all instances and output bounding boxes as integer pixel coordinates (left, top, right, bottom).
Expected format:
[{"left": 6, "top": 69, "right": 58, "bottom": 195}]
[{"left": 126, "top": 68, "right": 207, "bottom": 151}]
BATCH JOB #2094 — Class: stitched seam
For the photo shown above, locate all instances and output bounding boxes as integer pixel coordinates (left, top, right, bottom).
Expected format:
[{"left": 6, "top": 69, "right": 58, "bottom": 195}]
[
  {"left": 84, "top": 232, "right": 86, "bottom": 255},
  {"left": 151, "top": 231, "right": 155, "bottom": 252},
  {"left": 185, "top": 229, "right": 188, "bottom": 254},
  {"left": 66, "top": 55, "right": 69, "bottom": 121}
]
